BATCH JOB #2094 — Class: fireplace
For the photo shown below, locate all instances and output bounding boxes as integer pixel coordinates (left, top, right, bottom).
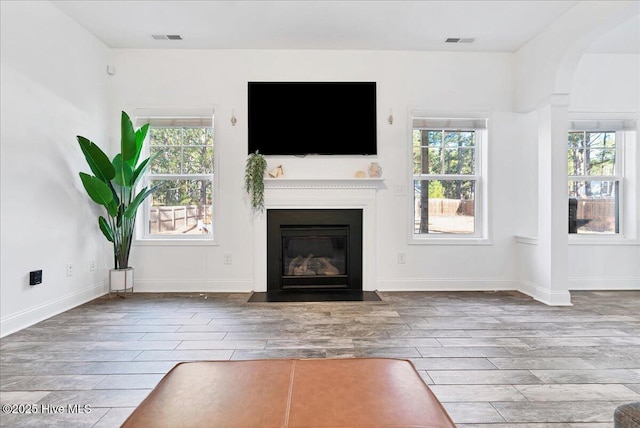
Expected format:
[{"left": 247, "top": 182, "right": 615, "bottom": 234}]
[
  {"left": 267, "top": 209, "right": 362, "bottom": 293},
  {"left": 248, "top": 177, "right": 383, "bottom": 302}
]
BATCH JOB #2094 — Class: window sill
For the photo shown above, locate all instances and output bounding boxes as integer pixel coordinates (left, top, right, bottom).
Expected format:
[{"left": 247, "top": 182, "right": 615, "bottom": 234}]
[
  {"left": 134, "top": 238, "right": 219, "bottom": 247},
  {"left": 409, "top": 236, "right": 492, "bottom": 246}
]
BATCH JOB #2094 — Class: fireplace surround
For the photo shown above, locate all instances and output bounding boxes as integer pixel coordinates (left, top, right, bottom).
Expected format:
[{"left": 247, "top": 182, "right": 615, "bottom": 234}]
[{"left": 250, "top": 177, "right": 384, "bottom": 299}]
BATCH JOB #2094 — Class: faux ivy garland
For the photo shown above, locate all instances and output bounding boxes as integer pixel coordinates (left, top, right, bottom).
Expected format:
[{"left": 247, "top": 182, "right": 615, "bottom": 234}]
[{"left": 245, "top": 150, "right": 267, "bottom": 212}]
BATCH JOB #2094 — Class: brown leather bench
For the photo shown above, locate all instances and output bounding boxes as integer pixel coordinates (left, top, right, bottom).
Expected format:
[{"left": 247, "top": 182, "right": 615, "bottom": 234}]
[{"left": 122, "top": 358, "right": 456, "bottom": 427}]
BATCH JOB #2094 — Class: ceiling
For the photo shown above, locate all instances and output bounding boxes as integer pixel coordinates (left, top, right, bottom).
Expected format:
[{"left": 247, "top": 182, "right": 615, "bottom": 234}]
[{"left": 52, "top": 0, "right": 638, "bottom": 53}]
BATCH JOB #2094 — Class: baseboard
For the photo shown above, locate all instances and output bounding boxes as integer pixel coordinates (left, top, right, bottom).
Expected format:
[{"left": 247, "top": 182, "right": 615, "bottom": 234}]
[
  {"left": 0, "top": 282, "right": 106, "bottom": 338},
  {"left": 518, "top": 280, "right": 573, "bottom": 306},
  {"left": 375, "top": 278, "right": 517, "bottom": 292},
  {"left": 568, "top": 277, "right": 640, "bottom": 290},
  {"left": 133, "top": 279, "right": 254, "bottom": 293}
]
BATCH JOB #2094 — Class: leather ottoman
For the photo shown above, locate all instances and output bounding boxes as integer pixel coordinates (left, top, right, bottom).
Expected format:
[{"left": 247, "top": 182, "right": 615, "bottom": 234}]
[{"left": 122, "top": 358, "right": 456, "bottom": 427}]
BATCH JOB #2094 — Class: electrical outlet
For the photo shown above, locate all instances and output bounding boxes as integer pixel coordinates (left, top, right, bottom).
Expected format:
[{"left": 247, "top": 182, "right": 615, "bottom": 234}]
[
  {"left": 397, "top": 252, "right": 407, "bottom": 264},
  {"left": 66, "top": 263, "right": 73, "bottom": 277},
  {"left": 223, "top": 253, "right": 232, "bottom": 265},
  {"left": 30, "top": 270, "right": 42, "bottom": 286},
  {"left": 89, "top": 260, "right": 96, "bottom": 272}
]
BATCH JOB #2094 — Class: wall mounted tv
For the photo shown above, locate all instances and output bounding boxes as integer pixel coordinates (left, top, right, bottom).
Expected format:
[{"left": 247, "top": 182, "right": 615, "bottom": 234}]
[{"left": 248, "top": 81, "right": 377, "bottom": 155}]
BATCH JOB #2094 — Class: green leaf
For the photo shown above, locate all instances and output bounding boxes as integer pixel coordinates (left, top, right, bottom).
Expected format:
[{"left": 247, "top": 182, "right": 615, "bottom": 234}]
[
  {"left": 121, "top": 111, "right": 137, "bottom": 166},
  {"left": 79, "top": 173, "right": 114, "bottom": 207},
  {"left": 124, "top": 186, "right": 153, "bottom": 219},
  {"left": 106, "top": 198, "right": 118, "bottom": 218},
  {"left": 98, "top": 216, "right": 114, "bottom": 242},
  {"left": 116, "top": 204, "right": 124, "bottom": 227},
  {"left": 77, "top": 136, "right": 115, "bottom": 182},
  {"left": 131, "top": 158, "right": 151, "bottom": 189},
  {"left": 112, "top": 154, "right": 133, "bottom": 187},
  {"left": 132, "top": 123, "right": 149, "bottom": 167},
  {"left": 131, "top": 150, "right": 161, "bottom": 188}
]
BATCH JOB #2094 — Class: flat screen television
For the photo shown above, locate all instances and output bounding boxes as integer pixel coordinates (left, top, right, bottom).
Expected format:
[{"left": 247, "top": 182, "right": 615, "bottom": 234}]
[{"left": 248, "top": 82, "right": 377, "bottom": 155}]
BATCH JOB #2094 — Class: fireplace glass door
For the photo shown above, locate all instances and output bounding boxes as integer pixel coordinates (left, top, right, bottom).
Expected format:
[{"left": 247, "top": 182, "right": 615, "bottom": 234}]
[{"left": 281, "top": 228, "right": 348, "bottom": 289}]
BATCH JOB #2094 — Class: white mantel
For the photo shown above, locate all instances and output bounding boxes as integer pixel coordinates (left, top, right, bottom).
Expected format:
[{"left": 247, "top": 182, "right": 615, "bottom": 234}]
[
  {"left": 263, "top": 177, "right": 385, "bottom": 190},
  {"left": 252, "top": 178, "right": 385, "bottom": 292}
]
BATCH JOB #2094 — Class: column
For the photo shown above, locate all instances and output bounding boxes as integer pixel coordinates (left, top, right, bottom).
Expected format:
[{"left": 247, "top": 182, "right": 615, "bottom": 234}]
[{"left": 535, "top": 94, "right": 572, "bottom": 305}]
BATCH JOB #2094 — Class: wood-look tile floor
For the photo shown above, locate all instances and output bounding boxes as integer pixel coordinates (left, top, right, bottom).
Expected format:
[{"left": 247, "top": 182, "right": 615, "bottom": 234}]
[{"left": 1, "top": 290, "right": 639, "bottom": 427}]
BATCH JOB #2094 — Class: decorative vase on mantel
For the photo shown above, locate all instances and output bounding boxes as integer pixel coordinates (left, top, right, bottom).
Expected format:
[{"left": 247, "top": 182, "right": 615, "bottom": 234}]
[
  {"left": 368, "top": 162, "right": 382, "bottom": 178},
  {"left": 109, "top": 267, "right": 134, "bottom": 298}
]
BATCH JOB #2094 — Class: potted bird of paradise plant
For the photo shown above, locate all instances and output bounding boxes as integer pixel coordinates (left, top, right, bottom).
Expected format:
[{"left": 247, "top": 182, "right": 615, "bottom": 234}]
[{"left": 77, "top": 111, "right": 160, "bottom": 297}]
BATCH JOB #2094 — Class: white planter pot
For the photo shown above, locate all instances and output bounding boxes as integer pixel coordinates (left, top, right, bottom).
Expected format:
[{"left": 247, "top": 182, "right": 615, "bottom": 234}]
[{"left": 109, "top": 267, "right": 134, "bottom": 298}]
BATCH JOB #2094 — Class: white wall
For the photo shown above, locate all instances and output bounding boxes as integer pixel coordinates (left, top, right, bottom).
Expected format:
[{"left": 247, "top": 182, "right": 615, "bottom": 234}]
[
  {"left": 0, "top": 1, "right": 112, "bottom": 336},
  {"left": 571, "top": 54, "right": 639, "bottom": 112},
  {"left": 514, "top": 110, "right": 541, "bottom": 297},
  {"left": 514, "top": 111, "right": 539, "bottom": 239},
  {"left": 109, "top": 49, "right": 522, "bottom": 292}
]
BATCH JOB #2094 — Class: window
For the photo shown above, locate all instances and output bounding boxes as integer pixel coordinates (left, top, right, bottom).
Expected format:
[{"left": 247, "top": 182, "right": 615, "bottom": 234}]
[
  {"left": 412, "top": 117, "right": 486, "bottom": 239},
  {"left": 138, "top": 113, "right": 214, "bottom": 239},
  {"left": 567, "top": 129, "right": 619, "bottom": 234},
  {"left": 567, "top": 117, "right": 637, "bottom": 236}
]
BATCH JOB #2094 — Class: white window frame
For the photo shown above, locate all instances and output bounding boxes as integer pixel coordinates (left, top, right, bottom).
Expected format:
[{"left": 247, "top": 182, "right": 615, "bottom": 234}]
[
  {"left": 133, "top": 108, "right": 218, "bottom": 244},
  {"left": 567, "top": 115, "right": 637, "bottom": 244},
  {"left": 409, "top": 112, "right": 490, "bottom": 245}
]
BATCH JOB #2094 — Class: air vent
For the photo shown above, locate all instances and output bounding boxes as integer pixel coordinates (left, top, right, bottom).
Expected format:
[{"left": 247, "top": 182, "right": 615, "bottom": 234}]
[
  {"left": 151, "top": 34, "right": 183, "bottom": 40},
  {"left": 445, "top": 38, "right": 475, "bottom": 44}
]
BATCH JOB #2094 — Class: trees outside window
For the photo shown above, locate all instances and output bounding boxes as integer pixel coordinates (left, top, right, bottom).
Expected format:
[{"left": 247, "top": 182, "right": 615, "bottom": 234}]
[
  {"left": 568, "top": 130, "right": 619, "bottom": 234},
  {"left": 412, "top": 117, "right": 486, "bottom": 237},
  {"left": 139, "top": 115, "right": 214, "bottom": 238}
]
